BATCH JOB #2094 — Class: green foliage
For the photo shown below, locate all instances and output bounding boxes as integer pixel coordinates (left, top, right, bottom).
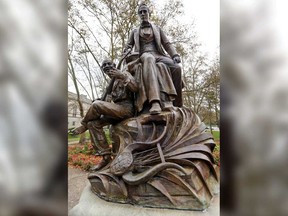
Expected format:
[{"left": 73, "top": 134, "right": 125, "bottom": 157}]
[
  {"left": 104, "top": 129, "right": 112, "bottom": 145},
  {"left": 68, "top": 127, "right": 75, "bottom": 136},
  {"left": 68, "top": 130, "right": 90, "bottom": 142},
  {"left": 212, "top": 131, "right": 220, "bottom": 141},
  {"left": 68, "top": 133, "right": 77, "bottom": 139},
  {"left": 69, "top": 142, "right": 96, "bottom": 155},
  {"left": 213, "top": 142, "right": 220, "bottom": 166},
  {"left": 82, "top": 163, "right": 92, "bottom": 171},
  {"left": 68, "top": 143, "right": 102, "bottom": 171},
  {"left": 72, "top": 160, "right": 83, "bottom": 167}
]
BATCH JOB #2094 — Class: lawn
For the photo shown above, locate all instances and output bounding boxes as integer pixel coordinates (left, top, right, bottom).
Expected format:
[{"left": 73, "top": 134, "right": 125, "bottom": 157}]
[
  {"left": 211, "top": 130, "right": 220, "bottom": 166},
  {"left": 68, "top": 130, "right": 112, "bottom": 143},
  {"left": 68, "top": 131, "right": 90, "bottom": 142},
  {"left": 212, "top": 130, "right": 220, "bottom": 141}
]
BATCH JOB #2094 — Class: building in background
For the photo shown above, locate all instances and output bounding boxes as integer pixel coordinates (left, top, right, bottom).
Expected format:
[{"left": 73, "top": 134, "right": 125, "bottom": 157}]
[{"left": 68, "top": 91, "right": 92, "bottom": 129}]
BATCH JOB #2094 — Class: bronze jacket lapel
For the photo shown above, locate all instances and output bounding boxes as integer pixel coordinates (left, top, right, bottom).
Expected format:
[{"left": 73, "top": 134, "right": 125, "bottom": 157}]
[
  {"left": 133, "top": 24, "right": 168, "bottom": 56},
  {"left": 134, "top": 27, "right": 140, "bottom": 53},
  {"left": 151, "top": 24, "right": 167, "bottom": 56}
]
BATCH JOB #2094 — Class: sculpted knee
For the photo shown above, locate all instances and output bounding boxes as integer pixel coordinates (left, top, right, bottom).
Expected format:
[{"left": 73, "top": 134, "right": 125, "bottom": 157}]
[
  {"left": 174, "top": 64, "right": 182, "bottom": 73},
  {"left": 86, "top": 121, "right": 93, "bottom": 129},
  {"left": 92, "top": 100, "right": 105, "bottom": 110},
  {"left": 87, "top": 121, "right": 102, "bottom": 129},
  {"left": 92, "top": 100, "right": 101, "bottom": 107},
  {"left": 146, "top": 56, "right": 155, "bottom": 64},
  {"left": 141, "top": 53, "right": 155, "bottom": 64}
]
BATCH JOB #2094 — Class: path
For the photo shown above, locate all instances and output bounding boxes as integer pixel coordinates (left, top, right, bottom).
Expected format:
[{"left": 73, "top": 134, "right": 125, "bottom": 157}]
[{"left": 68, "top": 167, "right": 89, "bottom": 211}]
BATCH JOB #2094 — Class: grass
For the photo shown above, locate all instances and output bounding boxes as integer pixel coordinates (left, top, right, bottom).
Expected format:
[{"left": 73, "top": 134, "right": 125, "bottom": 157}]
[
  {"left": 211, "top": 130, "right": 220, "bottom": 166},
  {"left": 212, "top": 130, "right": 220, "bottom": 141},
  {"left": 68, "top": 129, "right": 112, "bottom": 144},
  {"left": 68, "top": 131, "right": 90, "bottom": 142},
  {"left": 68, "top": 136, "right": 82, "bottom": 142},
  {"left": 204, "top": 130, "right": 220, "bottom": 165}
]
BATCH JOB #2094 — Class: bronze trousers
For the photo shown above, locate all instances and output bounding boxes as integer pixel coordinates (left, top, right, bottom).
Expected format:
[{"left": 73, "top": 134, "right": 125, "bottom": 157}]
[
  {"left": 140, "top": 52, "right": 183, "bottom": 107},
  {"left": 82, "top": 100, "right": 133, "bottom": 155}
]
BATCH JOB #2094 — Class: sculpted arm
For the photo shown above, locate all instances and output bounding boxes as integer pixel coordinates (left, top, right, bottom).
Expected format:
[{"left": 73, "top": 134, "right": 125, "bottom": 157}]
[
  {"left": 106, "top": 68, "right": 138, "bottom": 92},
  {"left": 122, "top": 71, "right": 138, "bottom": 92},
  {"left": 123, "top": 30, "right": 135, "bottom": 53},
  {"left": 159, "top": 27, "right": 180, "bottom": 60}
]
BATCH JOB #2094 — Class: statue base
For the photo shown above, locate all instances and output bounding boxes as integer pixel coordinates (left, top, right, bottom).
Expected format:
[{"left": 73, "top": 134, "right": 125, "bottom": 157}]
[
  {"left": 88, "top": 107, "right": 219, "bottom": 211},
  {"left": 69, "top": 185, "right": 219, "bottom": 216}
]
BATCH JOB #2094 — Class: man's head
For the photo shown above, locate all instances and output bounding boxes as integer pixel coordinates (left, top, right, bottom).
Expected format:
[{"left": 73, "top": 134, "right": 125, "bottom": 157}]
[
  {"left": 101, "top": 59, "right": 116, "bottom": 75},
  {"left": 138, "top": 3, "right": 150, "bottom": 22}
]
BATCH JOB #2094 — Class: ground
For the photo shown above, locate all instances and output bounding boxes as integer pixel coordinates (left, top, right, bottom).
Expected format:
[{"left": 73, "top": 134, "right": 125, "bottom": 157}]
[{"left": 68, "top": 167, "right": 88, "bottom": 210}]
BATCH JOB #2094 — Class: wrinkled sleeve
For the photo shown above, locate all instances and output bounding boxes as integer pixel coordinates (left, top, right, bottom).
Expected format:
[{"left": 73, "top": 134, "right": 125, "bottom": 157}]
[
  {"left": 122, "top": 71, "right": 138, "bottom": 92},
  {"left": 123, "top": 29, "right": 135, "bottom": 53},
  {"left": 159, "top": 27, "right": 179, "bottom": 58}
]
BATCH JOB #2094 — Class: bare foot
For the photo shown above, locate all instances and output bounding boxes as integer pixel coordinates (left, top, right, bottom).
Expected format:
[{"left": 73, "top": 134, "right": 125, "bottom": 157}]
[
  {"left": 149, "top": 102, "right": 161, "bottom": 115},
  {"left": 71, "top": 125, "right": 87, "bottom": 135}
]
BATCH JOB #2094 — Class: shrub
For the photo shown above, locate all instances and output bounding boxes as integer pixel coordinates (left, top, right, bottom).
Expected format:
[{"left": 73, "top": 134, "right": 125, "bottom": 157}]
[
  {"left": 213, "top": 141, "right": 220, "bottom": 166},
  {"left": 68, "top": 143, "right": 101, "bottom": 171}
]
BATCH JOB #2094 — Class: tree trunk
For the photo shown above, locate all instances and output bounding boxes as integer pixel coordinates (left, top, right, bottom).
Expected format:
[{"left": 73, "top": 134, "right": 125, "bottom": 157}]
[{"left": 68, "top": 54, "right": 86, "bottom": 144}]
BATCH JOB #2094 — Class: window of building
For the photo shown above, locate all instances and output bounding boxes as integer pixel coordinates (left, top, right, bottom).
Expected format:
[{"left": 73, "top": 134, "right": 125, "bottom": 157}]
[
  {"left": 72, "top": 121, "right": 75, "bottom": 126},
  {"left": 72, "top": 105, "right": 77, "bottom": 117}
]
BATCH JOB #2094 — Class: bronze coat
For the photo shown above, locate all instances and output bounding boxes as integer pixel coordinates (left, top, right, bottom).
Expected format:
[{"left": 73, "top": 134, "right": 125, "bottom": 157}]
[{"left": 125, "top": 24, "right": 178, "bottom": 58}]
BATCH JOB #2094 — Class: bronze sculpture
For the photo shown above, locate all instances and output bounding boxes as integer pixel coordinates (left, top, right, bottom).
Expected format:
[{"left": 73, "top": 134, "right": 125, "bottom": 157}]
[
  {"left": 123, "top": 3, "right": 183, "bottom": 112},
  {"left": 123, "top": 54, "right": 178, "bottom": 115},
  {"left": 72, "top": 59, "right": 138, "bottom": 171},
  {"left": 88, "top": 107, "right": 219, "bottom": 210},
  {"left": 75, "top": 3, "right": 219, "bottom": 211}
]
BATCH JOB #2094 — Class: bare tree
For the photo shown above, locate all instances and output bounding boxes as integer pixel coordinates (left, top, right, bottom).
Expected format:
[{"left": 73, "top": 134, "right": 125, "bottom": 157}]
[
  {"left": 68, "top": 49, "right": 87, "bottom": 144},
  {"left": 68, "top": 0, "right": 220, "bottom": 130},
  {"left": 204, "top": 57, "right": 220, "bottom": 129}
]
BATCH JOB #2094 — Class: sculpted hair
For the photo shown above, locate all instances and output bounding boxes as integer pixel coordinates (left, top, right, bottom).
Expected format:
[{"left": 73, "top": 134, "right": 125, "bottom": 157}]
[
  {"left": 101, "top": 59, "right": 116, "bottom": 70},
  {"left": 138, "top": 2, "right": 149, "bottom": 13}
]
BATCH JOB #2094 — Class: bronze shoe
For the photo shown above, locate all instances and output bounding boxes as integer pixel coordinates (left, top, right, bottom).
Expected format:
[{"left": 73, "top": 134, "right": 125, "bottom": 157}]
[
  {"left": 162, "top": 101, "right": 174, "bottom": 111},
  {"left": 71, "top": 125, "right": 87, "bottom": 135},
  {"left": 149, "top": 102, "right": 161, "bottom": 115},
  {"left": 90, "top": 155, "right": 112, "bottom": 171}
]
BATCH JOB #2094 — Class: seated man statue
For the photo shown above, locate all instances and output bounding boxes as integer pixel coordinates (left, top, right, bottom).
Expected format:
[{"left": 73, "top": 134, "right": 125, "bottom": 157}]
[
  {"left": 125, "top": 53, "right": 177, "bottom": 115},
  {"left": 72, "top": 59, "right": 138, "bottom": 171},
  {"left": 123, "top": 2, "right": 183, "bottom": 114}
]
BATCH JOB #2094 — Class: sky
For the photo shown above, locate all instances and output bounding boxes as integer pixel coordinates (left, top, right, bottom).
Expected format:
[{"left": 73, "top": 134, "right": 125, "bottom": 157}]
[
  {"left": 181, "top": 0, "right": 219, "bottom": 58},
  {"left": 154, "top": 0, "right": 220, "bottom": 59}
]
